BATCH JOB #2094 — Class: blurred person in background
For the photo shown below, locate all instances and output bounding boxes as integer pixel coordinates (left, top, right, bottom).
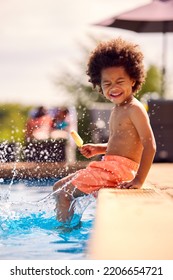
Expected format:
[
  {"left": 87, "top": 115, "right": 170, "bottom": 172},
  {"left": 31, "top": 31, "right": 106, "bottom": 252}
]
[
  {"left": 50, "top": 107, "right": 69, "bottom": 140},
  {"left": 25, "top": 106, "right": 53, "bottom": 141}
]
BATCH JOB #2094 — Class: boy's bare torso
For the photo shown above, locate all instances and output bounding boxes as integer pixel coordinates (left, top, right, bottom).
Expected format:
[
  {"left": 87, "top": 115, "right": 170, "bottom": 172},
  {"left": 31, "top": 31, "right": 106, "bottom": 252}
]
[{"left": 106, "top": 99, "right": 143, "bottom": 163}]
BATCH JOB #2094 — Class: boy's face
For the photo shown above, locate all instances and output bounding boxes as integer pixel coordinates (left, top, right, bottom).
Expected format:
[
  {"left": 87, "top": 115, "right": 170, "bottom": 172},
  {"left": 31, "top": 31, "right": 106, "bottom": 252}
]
[{"left": 101, "top": 66, "right": 135, "bottom": 105}]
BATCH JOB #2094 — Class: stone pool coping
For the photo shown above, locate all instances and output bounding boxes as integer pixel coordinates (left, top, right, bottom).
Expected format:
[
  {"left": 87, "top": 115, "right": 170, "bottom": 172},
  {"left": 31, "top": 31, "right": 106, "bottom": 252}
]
[
  {"left": 88, "top": 187, "right": 173, "bottom": 259},
  {"left": 0, "top": 161, "right": 88, "bottom": 179},
  {"left": 0, "top": 162, "right": 173, "bottom": 191}
]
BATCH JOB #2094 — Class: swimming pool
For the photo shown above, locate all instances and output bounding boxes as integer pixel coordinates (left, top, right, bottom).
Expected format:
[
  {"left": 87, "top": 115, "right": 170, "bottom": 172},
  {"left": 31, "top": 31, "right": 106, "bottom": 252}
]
[{"left": 0, "top": 178, "right": 95, "bottom": 260}]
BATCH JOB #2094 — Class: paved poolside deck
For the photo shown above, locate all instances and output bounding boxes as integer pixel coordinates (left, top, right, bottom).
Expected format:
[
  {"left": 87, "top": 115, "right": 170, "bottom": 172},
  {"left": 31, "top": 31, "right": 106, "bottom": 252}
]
[
  {"left": 87, "top": 163, "right": 173, "bottom": 260},
  {"left": 88, "top": 188, "right": 173, "bottom": 260}
]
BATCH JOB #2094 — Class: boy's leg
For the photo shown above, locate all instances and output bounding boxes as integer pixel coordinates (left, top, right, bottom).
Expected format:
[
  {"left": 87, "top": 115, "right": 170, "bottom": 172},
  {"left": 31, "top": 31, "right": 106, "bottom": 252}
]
[
  {"left": 55, "top": 182, "right": 86, "bottom": 223},
  {"left": 53, "top": 172, "right": 76, "bottom": 193},
  {"left": 53, "top": 172, "right": 86, "bottom": 223}
]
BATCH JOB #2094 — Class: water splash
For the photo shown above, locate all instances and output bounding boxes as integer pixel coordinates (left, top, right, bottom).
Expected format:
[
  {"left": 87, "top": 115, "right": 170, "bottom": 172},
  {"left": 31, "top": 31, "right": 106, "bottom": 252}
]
[
  {"left": 0, "top": 141, "right": 22, "bottom": 201},
  {"left": 35, "top": 175, "right": 96, "bottom": 228},
  {"left": 0, "top": 177, "right": 96, "bottom": 237},
  {"left": 0, "top": 162, "right": 18, "bottom": 202}
]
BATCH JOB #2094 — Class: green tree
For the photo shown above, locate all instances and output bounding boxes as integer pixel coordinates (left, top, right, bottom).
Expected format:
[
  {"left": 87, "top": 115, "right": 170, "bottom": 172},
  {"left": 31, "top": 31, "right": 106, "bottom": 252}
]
[
  {"left": 54, "top": 34, "right": 110, "bottom": 108},
  {"left": 136, "top": 64, "right": 162, "bottom": 100},
  {"left": 0, "top": 104, "right": 31, "bottom": 143}
]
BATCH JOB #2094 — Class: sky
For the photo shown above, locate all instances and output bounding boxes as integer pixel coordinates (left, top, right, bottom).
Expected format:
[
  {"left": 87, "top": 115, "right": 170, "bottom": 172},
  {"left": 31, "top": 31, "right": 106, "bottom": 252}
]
[{"left": 0, "top": 0, "right": 173, "bottom": 106}]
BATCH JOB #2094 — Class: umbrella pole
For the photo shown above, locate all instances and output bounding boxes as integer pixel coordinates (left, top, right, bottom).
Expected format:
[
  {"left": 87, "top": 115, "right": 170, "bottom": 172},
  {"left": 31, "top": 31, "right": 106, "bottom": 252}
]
[{"left": 161, "top": 27, "right": 167, "bottom": 98}]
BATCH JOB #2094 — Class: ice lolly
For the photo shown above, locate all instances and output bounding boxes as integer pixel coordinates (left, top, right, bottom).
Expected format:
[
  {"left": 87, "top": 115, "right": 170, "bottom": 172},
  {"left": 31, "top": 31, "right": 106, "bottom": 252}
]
[{"left": 70, "top": 130, "right": 83, "bottom": 147}]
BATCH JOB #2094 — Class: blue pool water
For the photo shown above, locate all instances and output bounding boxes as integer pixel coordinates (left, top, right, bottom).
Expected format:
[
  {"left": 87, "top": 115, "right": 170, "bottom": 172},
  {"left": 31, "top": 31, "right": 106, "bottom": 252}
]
[{"left": 0, "top": 178, "right": 95, "bottom": 259}]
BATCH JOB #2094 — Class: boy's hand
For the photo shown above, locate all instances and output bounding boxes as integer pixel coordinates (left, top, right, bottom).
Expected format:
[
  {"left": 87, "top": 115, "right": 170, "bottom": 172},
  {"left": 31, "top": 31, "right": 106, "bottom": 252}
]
[
  {"left": 117, "top": 178, "right": 143, "bottom": 189},
  {"left": 79, "top": 144, "right": 99, "bottom": 158}
]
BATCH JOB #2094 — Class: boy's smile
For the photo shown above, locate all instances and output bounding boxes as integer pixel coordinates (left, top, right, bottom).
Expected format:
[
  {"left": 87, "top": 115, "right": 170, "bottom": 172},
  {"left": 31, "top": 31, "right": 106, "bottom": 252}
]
[{"left": 101, "top": 66, "right": 135, "bottom": 105}]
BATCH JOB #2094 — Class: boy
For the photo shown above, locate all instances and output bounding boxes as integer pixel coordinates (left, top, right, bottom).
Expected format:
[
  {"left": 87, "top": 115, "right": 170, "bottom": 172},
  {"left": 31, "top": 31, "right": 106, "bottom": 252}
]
[{"left": 53, "top": 37, "right": 156, "bottom": 223}]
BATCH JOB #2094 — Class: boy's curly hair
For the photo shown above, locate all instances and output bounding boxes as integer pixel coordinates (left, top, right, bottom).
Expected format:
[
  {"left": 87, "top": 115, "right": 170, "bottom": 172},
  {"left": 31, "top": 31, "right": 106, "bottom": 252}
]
[{"left": 86, "top": 37, "right": 146, "bottom": 94}]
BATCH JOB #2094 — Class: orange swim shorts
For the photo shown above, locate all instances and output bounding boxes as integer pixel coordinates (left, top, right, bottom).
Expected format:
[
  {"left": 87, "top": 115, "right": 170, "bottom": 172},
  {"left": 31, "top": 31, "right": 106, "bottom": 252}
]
[{"left": 71, "top": 155, "right": 139, "bottom": 194}]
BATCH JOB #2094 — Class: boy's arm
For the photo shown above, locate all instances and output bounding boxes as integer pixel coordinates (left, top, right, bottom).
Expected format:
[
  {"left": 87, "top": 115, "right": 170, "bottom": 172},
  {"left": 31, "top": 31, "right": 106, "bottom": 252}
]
[
  {"left": 80, "top": 143, "right": 107, "bottom": 158},
  {"left": 123, "top": 105, "right": 156, "bottom": 189}
]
